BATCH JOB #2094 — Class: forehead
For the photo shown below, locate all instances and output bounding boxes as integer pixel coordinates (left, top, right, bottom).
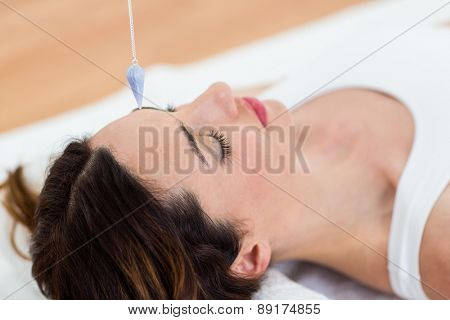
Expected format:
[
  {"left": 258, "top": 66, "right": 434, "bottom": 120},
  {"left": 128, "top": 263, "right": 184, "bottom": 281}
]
[
  {"left": 90, "top": 109, "right": 181, "bottom": 179},
  {"left": 91, "top": 109, "right": 171, "bottom": 148}
]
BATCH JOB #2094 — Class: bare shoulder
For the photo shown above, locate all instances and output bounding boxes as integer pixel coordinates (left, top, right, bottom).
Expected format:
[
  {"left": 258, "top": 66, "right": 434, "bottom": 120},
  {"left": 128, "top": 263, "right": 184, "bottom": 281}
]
[{"left": 420, "top": 184, "right": 450, "bottom": 299}]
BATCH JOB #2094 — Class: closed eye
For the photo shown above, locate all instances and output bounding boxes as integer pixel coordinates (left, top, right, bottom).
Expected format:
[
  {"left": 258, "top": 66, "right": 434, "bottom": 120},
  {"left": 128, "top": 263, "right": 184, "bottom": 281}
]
[{"left": 207, "top": 129, "right": 231, "bottom": 163}]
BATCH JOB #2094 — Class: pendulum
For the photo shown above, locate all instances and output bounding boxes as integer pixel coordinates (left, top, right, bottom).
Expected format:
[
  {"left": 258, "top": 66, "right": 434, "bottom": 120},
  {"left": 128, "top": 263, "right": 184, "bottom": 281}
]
[{"left": 126, "top": 0, "right": 145, "bottom": 109}]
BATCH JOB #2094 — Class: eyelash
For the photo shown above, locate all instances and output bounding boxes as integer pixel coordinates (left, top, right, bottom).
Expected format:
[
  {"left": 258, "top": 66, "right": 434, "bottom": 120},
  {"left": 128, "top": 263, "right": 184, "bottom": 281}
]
[
  {"left": 172, "top": 104, "right": 231, "bottom": 162},
  {"left": 208, "top": 129, "right": 231, "bottom": 162},
  {"left": 167, "top": 103, "right": 176, "bottom": 112}
]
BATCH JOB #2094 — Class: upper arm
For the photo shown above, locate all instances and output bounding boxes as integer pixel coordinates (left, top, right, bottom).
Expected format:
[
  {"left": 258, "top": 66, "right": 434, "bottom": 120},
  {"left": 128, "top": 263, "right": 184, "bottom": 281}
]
[{"left": 420, "top": 184, "right": 450, "bottom": 299}]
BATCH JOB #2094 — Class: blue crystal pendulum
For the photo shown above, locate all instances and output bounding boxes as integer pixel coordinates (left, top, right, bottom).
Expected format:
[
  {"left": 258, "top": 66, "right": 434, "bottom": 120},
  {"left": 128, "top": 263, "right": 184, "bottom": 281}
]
[{"left": 126, "top": 0, "right": 145, "bottom": 109}]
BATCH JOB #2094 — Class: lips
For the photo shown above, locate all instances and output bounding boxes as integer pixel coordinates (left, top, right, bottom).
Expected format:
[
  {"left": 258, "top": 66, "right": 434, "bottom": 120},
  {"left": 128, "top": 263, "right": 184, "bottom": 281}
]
[{"left": 241, "top": 97, "right": 268, "bottom": 127}]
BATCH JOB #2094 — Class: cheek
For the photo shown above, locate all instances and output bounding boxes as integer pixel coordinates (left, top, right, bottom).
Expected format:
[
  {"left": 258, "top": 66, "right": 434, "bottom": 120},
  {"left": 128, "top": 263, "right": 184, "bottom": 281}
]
[
  {"left": 237, "top": 129, "right": 266, "bottom": 173},
  {"left": 236, "top": 127, "right": 294, "bottom": 177},
  {"left": 263, "top": 126, "right": 296, "bottom": 175},
  {"left": 233, "top": 173, "right": 274, "bottom": 224}
]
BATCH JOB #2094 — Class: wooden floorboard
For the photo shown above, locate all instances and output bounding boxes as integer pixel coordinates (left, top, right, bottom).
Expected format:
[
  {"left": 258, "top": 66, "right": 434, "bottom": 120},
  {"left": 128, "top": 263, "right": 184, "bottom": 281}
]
[{"left": 0, "top": 0, "right": 363, "bottom": 132}]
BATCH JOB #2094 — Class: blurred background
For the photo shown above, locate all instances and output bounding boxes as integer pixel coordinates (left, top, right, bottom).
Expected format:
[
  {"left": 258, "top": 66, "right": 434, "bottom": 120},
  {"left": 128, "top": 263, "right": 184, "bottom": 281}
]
[{"left": 0, "top": 0, "right": 364, "bottom": 132}]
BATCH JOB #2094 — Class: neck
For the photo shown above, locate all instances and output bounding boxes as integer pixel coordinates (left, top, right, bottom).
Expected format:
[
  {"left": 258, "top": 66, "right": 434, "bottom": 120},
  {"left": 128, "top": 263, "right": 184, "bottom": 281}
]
[
  {"left": 268, "top": 173, "right": 356, "bottom": 263},
  {"left": 267, "top": 115, "right": 390, "bottom": 267}
]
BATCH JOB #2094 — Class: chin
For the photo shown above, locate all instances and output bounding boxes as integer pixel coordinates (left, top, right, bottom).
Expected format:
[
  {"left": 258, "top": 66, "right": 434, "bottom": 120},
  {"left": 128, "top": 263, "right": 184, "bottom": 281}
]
[{"left": 263, "top": 99, "right": 291, "bottom": 127}]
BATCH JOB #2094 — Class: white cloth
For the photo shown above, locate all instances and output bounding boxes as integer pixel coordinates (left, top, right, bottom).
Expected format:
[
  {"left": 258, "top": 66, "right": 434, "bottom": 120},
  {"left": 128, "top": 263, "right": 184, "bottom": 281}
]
[{"left": 253, "top": 269, "right": 327, "bottom": 300}]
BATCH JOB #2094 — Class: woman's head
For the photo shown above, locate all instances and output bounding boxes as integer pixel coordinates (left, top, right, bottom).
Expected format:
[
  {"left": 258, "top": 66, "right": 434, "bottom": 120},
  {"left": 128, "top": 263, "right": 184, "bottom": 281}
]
[
  {"left": 90, "top": 82, "right": 298, "bottom": 266},
  {"left": 1, "top": 81, "right": 298, "bottom": 299},
  {"left": 2, "top": 139, "right": 261, "bottom": 299}
]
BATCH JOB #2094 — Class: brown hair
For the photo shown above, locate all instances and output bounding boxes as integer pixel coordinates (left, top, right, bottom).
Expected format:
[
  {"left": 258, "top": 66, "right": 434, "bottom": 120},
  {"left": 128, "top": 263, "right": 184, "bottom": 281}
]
[{"left": 0, "top": 138, "right": 261, "bottom": 299}]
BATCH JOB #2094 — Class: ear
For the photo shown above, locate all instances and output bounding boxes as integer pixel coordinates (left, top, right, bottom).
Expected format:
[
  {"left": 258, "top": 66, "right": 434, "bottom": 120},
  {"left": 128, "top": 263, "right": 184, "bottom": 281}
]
[{"left": 231, "top": 241, "right": 271, "bottom": 277}]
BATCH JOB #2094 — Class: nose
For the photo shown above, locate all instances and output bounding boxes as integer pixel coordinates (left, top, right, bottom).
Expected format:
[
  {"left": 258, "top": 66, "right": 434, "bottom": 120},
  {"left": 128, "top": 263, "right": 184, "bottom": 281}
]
[{"left": 190, "top": 82, "right": 239, "bottom": 124}]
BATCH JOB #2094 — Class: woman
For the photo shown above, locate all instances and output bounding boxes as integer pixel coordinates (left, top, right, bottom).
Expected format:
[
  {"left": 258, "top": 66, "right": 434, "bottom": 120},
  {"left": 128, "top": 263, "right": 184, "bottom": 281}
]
[{"left": 1, "top": 30, "right": 449, "bottom": 300}]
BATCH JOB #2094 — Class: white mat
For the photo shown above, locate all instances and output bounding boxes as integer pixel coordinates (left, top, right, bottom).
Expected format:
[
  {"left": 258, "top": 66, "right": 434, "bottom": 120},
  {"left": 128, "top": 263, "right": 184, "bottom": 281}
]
[{"left": 1, "top": 0, "right": 449, "bottom": 299}]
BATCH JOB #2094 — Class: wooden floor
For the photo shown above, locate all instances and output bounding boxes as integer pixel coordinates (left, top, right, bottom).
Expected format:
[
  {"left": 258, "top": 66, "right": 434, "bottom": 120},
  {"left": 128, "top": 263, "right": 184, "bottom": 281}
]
[{"left": 0, "top": 0, "right": 363, "bottom": 132}]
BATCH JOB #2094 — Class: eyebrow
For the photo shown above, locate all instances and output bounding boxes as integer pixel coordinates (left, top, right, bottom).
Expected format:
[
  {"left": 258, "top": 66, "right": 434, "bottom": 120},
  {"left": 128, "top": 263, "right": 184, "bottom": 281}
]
[
  {"left": 131, "top": 106, "right": 166, "bottom": 113},
  {"left": 179, "top": 122, "right": 209, "bottom": 167}
]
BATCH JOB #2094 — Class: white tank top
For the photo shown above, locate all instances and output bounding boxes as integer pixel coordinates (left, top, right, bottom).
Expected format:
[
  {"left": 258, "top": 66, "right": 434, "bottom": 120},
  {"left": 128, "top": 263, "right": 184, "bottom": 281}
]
[{"left": 258, "top": 28, "right": 450, "bottom": 299}]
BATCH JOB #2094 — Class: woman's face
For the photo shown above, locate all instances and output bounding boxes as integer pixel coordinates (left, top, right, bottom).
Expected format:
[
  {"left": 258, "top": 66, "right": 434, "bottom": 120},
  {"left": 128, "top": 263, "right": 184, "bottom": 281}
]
[{"left": 90, "top": 82, "right": 299, "bottom": 238}]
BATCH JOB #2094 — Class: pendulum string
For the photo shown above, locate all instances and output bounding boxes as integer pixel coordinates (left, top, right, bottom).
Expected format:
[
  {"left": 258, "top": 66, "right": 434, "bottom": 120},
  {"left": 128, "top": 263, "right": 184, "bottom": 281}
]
[
  {"left": 126, "top": 0, "right": 145, "bottom": 109},
  {"left": 128, "top": 0, "right": 137, "bottom": 65}
]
